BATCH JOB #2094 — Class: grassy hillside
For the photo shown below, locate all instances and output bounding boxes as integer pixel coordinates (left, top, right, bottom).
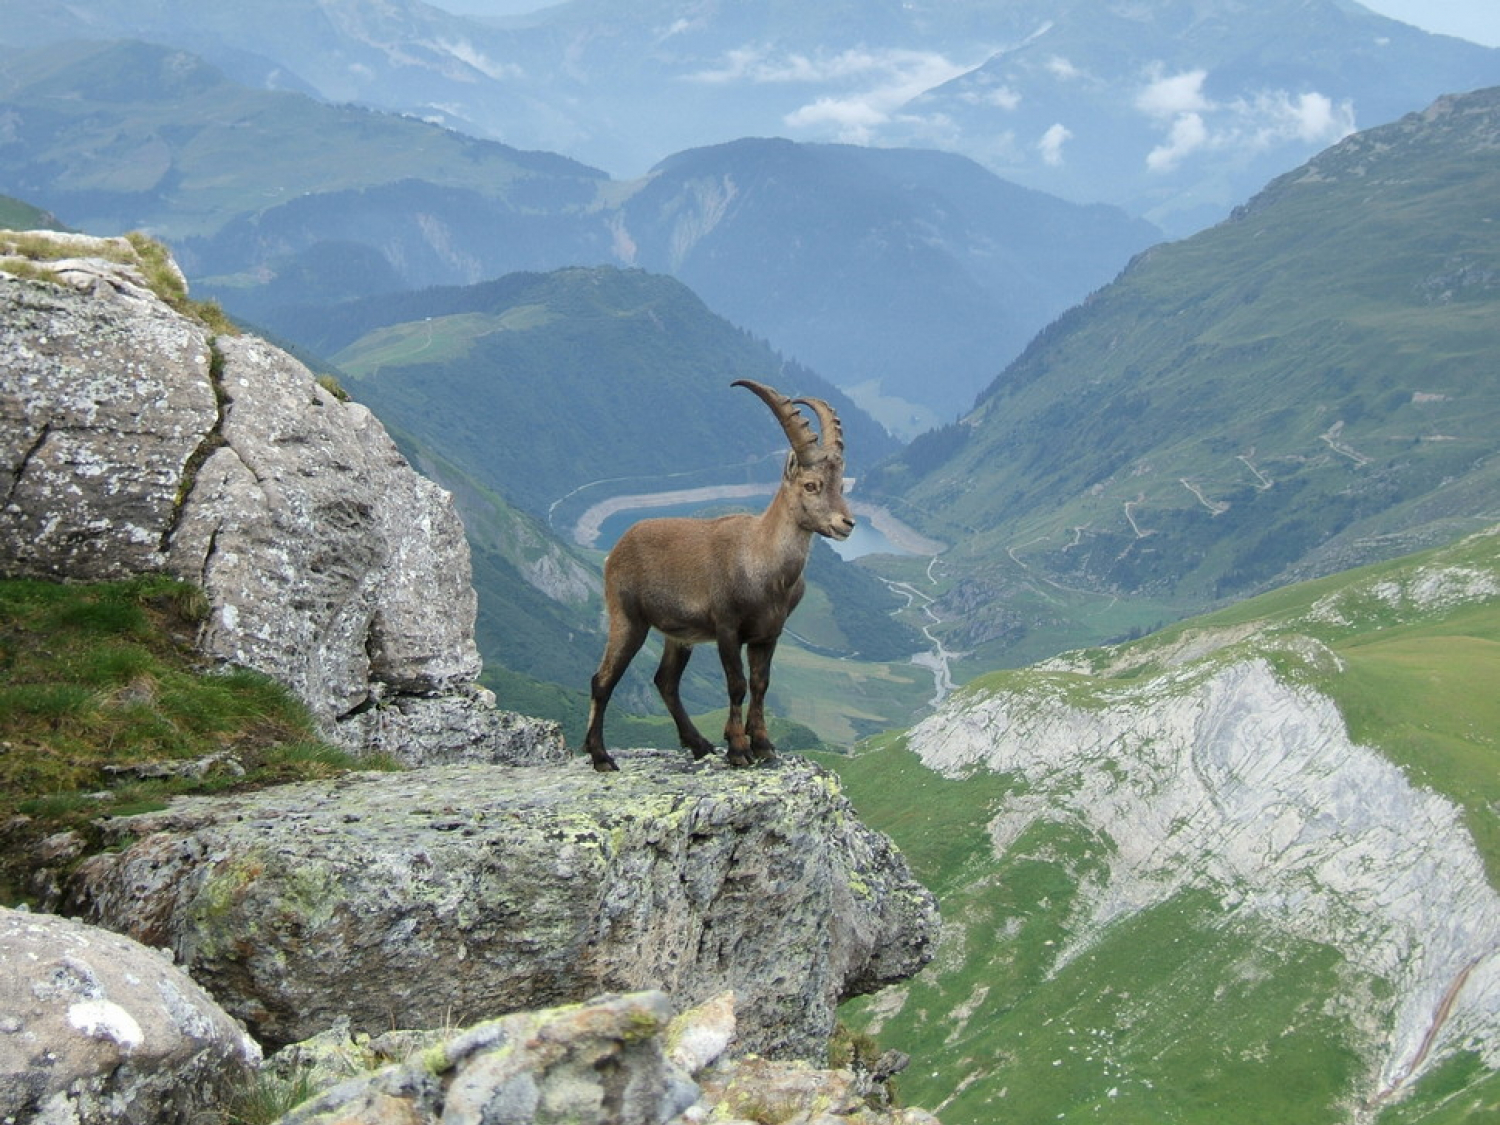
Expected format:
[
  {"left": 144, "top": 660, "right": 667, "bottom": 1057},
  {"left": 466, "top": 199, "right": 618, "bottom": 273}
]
[
  {"left": 0, "top": 193, "right": 64, "bottom": 230},
  {"left": 867, "top": 86, "right": 1500, "bottom": 672},
  {"left": 0, "top": 576, "right": 383, "bottom": 903},
  {"left": 824, "top": 527, "right": 1500, "bottom": 1125}
]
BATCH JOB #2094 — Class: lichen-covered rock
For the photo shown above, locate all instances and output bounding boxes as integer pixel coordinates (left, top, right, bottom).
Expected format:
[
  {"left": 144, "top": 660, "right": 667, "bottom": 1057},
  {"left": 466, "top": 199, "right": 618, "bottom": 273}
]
[
  {"left": 276, "top": 992, "right": 699, "bottom": 1125},
  {"left": 65, "top": 752, "right": 938, "bottom": 1059},
  {"left": 0, "top": 241, "right": 216, "bottom": 580},
  {"left": 0, "top": 905, "right": 261, "bottom": 1125},
  {"left": 0, "top": 232, "right": 557, "bottom": 763},
  {"left": 263, "top": 992, "right": 940, "bottom": 1125}
]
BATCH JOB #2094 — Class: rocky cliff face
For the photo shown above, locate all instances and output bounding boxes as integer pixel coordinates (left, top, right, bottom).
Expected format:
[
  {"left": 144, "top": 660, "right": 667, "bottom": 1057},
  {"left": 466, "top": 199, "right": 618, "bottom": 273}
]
[
  {"left": 900, "top": 534, "right": 1500, "bottom": 1109},
  {"left": 0, "top": 232, "right": 557, "bottom": 761}
]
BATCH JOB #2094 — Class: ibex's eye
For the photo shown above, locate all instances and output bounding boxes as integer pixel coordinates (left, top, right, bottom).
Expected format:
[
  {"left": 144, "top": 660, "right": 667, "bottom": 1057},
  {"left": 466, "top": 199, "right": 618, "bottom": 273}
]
[{"left": 803, "top": 480, "right": 821, "bottom": 494}]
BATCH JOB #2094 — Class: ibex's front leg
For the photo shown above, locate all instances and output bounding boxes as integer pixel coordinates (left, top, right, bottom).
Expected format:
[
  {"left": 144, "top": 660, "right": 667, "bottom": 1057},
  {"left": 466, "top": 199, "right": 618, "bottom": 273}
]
[
  {"left": 655, "top": 639, "right": 716, "bottom": 759},
  {"left": 746, "top": 638, "right": 779, "bottom": 762},
  {"left": 717, "top": 633, "right": 754, "bottom": 767}
]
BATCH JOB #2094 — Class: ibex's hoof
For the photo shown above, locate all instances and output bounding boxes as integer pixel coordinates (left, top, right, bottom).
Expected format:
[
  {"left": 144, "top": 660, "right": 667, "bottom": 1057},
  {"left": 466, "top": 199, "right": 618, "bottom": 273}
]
[
  {"left": 726, "top": 751, "right": 754, "bottom": 769},
  {"left": 591, "top": 756, "right": 619, "bottom": 772},
  {"left": 686, "top": 739, "right": 717, "bottom": 760}
]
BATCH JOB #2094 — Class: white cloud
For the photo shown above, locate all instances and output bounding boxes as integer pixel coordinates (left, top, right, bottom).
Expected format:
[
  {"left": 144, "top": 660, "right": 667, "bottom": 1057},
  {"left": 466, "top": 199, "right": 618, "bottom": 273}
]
[
  {"left": 1137, "top": 64, "right": 1356, "bottom": 173},
  {"left": 688, "top": 45, "right": 978, "bottom": 144},
  {"left": 689, "top": 45, "right": 968, "bottom": 89},
  {"left": 1146, "top": 111, "right": 1208, "bottom": 170},
  {"left": 1038, "top": 123, "right": 1073, "bottom": 166},
  {"left": 963, "top": 84, "right": 1022, "bottom": 111},
  {"left": 1046, "top": 55, "right": 1083, "bottom": 81},
  {"left": 1135, "top": 67, "right": 1210, "bottom": 118}
]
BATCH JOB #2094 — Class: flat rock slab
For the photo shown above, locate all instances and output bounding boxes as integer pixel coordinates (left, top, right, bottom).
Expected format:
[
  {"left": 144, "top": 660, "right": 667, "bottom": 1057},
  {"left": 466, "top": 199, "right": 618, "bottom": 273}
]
[{"left": 67, "top": 752, "right": 938, "bottom": 1059}]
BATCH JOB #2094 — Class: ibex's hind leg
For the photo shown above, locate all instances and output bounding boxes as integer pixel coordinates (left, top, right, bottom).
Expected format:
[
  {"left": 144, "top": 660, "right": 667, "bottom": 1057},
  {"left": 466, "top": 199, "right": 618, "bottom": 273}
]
[
  {"left": 655, "top": 639, "right": 715, "bottom": 759},
  {"left": 717, "top": 634, "right": 754, "bottom": 767},
  {"left": 746, "top": 639, "right": 779, "bottom": 761},
  {"left": 582, "top": 615, "right": 649, "bottom": 772}
]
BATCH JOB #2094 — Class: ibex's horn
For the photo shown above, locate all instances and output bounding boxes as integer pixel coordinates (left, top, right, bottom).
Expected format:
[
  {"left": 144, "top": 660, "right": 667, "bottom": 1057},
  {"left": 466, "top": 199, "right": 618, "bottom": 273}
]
[
  {"left": 794, "top": 397, "right": 844, "bottom": 459},
  {"left": 733, "top": 380, "right": 822, "bottom": 466}
]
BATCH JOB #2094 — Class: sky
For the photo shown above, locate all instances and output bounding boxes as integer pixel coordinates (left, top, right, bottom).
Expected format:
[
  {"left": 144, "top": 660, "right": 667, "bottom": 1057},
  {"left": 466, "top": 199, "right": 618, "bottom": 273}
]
[
  {"left": 1360, "top": 0, "right": 1500, "bottom": 46},
  {"left": 434, "top": 0, "right": 1500, "bottom": 47}
]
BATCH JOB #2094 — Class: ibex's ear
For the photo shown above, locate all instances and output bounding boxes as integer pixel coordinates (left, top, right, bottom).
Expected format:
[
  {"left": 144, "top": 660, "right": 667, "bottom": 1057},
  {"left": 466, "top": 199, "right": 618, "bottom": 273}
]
[{"left": 782, "top": 450, "right": 799, "bottom": 480}]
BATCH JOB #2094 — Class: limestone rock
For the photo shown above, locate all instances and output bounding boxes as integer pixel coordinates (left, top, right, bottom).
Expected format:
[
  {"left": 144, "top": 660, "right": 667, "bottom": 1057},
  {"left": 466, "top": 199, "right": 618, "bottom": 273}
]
[
  {"left": 908, "top": 651, "right": 1500, "bottom": 1096},
  {"left": 1, "top": 232, "right": 557, "bottom": 763},
  {"left": 0, "top": 905, "right": 261, "bottom": 1125},
  {"left": 278, "top": 992, "right": 698, "bottom": 1125},
  {"left": 64, "top": 752, "right": 939, "bottom": 1059}
]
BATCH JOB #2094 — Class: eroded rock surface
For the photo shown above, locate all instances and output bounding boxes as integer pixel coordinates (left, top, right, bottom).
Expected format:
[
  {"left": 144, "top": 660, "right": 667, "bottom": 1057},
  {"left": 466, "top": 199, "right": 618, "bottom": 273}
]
[
  {"left": 0, "top": 904, "right": 261, "bottom": 1125},
  {"left": 65, "top": 752, "right": 939, "bottom": 1060}
]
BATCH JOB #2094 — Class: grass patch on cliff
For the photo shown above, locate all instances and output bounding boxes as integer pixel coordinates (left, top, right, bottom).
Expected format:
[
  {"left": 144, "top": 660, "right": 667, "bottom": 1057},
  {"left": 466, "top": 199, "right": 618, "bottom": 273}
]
[{"left": 0, "top": 576, "right": 376, "bottom": 903}]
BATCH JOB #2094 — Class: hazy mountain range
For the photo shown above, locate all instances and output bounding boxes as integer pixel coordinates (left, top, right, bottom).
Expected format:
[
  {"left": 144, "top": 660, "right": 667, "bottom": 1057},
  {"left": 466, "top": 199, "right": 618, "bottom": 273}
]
[
  {"left": 2, "top": 0, "right": 1496, "bottom": 234},
  {"left": 0, "top": 37, "right": 1156, "bottom": 427}
]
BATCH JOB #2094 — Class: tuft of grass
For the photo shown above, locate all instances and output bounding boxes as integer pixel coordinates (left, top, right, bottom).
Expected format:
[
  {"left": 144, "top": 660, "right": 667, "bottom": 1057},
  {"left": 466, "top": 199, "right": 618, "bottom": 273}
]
[
  {"left": 218, "top": 1068, "right": 322, "bottom": 1125},
  {"left": 0, "top": 229, "right": 236, "bottom": 334},
  {"left": 0, "top": 576, "right": 383, "bottom": 903}
]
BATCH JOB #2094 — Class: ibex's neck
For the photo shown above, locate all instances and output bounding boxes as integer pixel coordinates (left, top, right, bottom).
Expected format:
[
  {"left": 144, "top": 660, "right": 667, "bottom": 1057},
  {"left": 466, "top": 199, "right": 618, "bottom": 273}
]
[{"left": 756, "top": 484, "right": 815, "bottom": 567}]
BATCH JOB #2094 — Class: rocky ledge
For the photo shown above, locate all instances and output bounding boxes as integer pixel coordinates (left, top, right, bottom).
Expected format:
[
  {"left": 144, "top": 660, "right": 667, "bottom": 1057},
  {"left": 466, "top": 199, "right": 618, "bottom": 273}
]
[{"left": 64, "top": 751, "right": 939, "bottom": 1061}]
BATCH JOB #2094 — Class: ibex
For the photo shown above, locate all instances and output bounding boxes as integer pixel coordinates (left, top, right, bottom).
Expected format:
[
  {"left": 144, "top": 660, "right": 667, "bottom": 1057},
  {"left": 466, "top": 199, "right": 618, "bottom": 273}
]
[{"left": 581, "top": 379, "right": 855, "bottom": 772}]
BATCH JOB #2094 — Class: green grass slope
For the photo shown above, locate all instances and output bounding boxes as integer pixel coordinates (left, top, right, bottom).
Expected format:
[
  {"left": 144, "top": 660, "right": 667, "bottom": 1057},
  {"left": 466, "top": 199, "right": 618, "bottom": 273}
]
[
  {"left": 868, "top": 86, "right": 1500, "bottom": 672},
  {"left": 824, "top": 526, "right": 1500, "bottom": 1125},
  {"left": 0, "top": 576, "right": 385, "bottom": 903}
]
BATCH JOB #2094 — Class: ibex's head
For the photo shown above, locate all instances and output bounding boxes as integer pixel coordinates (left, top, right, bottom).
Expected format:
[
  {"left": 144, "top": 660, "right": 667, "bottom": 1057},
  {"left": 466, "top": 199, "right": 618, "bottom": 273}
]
[{"left": 734, "top": 379, "right": 856, "bottom": 541}]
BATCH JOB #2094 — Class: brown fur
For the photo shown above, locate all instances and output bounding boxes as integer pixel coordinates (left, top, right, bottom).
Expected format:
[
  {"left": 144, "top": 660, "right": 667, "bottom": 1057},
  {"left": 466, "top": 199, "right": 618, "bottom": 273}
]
[{"left": 580, "top": 381, "right": 854, "bottom": 771}]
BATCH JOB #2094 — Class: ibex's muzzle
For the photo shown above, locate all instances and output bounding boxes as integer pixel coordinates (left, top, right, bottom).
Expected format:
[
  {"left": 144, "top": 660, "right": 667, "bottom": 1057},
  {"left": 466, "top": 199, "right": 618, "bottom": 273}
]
[{"left": 825, "top": 512, "right": 856, "bottom": 540}]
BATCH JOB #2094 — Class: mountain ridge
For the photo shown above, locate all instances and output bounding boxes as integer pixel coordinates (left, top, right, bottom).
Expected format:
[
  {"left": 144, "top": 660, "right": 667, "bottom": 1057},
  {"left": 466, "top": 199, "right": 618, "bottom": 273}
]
[
  {"left": 866, "top": 84, "right": 1500, "bottom": 670},
  {"left": 4, "top": 0, "right": 1495, "bottom": 232}
]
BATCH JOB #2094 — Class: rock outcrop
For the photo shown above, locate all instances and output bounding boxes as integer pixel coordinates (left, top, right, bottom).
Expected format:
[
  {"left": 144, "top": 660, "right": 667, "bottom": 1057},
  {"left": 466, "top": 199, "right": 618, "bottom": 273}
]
[
  {"left": 2, "top": 231, "right": 943, "bottom": 1119},
  {"left": 0, "top": 232, "right": 560, "bottom": 762},
  {"left": 65, "top": 751, "right": 939, "bottom": 1060},
  {"left": 0, "top": 905, "right": 261, "bottom": 1125},
  {"left": 261, "top": 990, "right": 940, "bottom": 1125}
]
